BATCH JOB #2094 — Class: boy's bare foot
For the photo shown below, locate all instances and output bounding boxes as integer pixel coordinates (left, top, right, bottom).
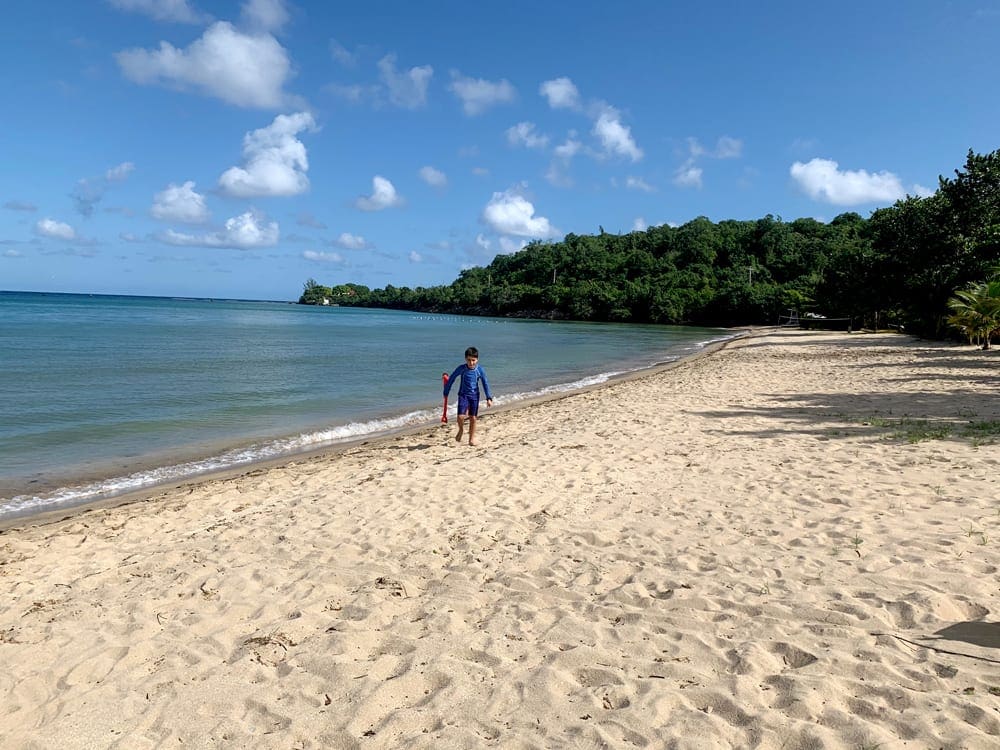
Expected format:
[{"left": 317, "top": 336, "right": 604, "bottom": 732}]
[
  {"left": 469, "top": 438, "right": 478, "bottom": 446},
  {"left": 455, "top": 426, "right": 463, "bottom": 443}
]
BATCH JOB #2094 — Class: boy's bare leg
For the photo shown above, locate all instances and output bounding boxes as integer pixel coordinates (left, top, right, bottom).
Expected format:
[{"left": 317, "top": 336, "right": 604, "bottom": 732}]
[
  {"left": 455, "top": 415, "right": 464, "bottom": 443},
  {"left": 468, "top": 416, "right": 477, "bottom": 446}
]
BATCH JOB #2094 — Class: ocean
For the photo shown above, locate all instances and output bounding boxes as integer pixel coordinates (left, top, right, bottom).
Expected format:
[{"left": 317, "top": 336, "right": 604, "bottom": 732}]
[{"left": 0, "top": 291, "right": 734, "bottom": 521}]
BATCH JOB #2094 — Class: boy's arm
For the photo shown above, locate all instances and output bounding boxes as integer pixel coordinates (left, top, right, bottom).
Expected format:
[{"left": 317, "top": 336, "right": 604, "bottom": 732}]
[
  {"left": 444, "top": 365, "right": 462, "bottom": 397},
  {"left": 479, "top": 366, "right": 493, "bottom": 401}
]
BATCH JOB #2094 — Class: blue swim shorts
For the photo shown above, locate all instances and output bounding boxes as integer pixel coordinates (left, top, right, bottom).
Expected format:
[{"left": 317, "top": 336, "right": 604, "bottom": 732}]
[{"left": 457, "top": 394, "right": 480, "bottom": 417}]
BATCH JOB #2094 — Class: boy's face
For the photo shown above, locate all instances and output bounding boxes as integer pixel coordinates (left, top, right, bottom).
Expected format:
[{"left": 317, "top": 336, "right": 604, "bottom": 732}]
[{"left": 465, "top": 355, "right": 478, "bottom": 368}]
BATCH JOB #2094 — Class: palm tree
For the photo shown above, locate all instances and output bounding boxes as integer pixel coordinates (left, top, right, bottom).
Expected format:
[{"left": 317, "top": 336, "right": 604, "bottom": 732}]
[{"left": 947, "top": 278, "right": 1000, "bottom": 349}]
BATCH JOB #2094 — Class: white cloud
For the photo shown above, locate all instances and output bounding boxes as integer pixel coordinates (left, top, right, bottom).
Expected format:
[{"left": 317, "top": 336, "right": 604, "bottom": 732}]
[
  {"left": 3, "top": 249, "right": 23, "bottom": 257},
  {"left": 449, "top": 73, "right": 516, "bottom": 115},
  {"left": 481, "top": 189, "right": 558, "bottom": 238},
  {"left": 356, "top": 176, "right": 402, "bottom": 211},
  {"left": 241, "top": 0, "right": 289, "bottom": 33},
  {"left": 632, "top": 217, "right": 648, "bottom": 232},
  {"left": 36, "top": 218, "right": 76, "bottom": 240},
  {"left": 625, "top": 176, "right": 655, "bottom": 192},
  {"left": 303, "top": 250, "right": 345, "bottom": 263},
  {"left": 71, "top": 161, "right": 134, "bottom": 217},
  {"left": 790, "top": 158, "right": 905, "bottom": 205},
  {"left": 106, "top": 162, "right": 135, "bottom": 182},
  {"left": 547, "top": 135, "right": 582, "bottom": 187},
  {"left": 419, "top": 165, "right": 447, "bottom": 188},
  {"left": 475, "top": 233, "right": 491, "bottom": 251},
  {"left": 218, "top": 112, "right": 316, "bottom": 197},
  {"left": 120, "top": 232, "right": 143, "bottom": 242},
  {"left": 506, "top": 121, "right": 549, "bottom": 149},
  {"left": 116, "top": 21, "right": 292, "bottom": 108},
  {"left": 151, "top": 180, "right": 209, "bottom": 223},
  {"left": 592, "top": 108, "right": 642, "bottom": 161},
  {"left": 685, "top": 137, "right": 706, "bottom": 158},
  {"left": 471, "top": 166, "right": 490, "bottom": 177},
  {"left": 108, "top": 0, "right": 207, "bottom": 23},
  {"left": 378, "top": 54, "right": 433, "bottom": 109},
  {"left": 715, "top": 136, "right": 743, "bottom": 159},
  {"left": 158, "top": 210, "right": 278, "bottom": 248},
  {"left": 554, "top": 137, "right": 582, "bottom": 159},
  {"left": 674, "top": 164, "right": 703, "bottom": 188},
  {"left": 332, "top": 232, "right": 369, "bottom": 250},
  {"left": 408, "top": 251, "right": 423, "bottom": 263},
  {"left": 498, "top": 236, "right": 527, "bottom": 254},
  {"left": 912, "top": 183, "right": 936, "bottom": 198},
  {"left": 539, "top": 77, "right": 580, "bottom": 110}
]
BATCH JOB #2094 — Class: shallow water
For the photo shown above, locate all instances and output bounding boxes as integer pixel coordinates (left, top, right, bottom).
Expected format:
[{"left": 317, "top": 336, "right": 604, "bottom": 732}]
[{"left": 0, "top": 291, "right": 733, "bottom": 519}]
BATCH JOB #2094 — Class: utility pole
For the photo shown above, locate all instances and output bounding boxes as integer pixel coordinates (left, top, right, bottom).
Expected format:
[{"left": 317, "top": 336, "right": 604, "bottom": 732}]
[{"left": 748, "top": 260, "right": 754, "bottom": 286}]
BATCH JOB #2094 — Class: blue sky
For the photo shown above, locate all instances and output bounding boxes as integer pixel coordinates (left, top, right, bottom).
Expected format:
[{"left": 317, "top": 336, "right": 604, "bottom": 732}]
[{"left": 1, "top": 0, "right": 997, "bottom": 301}]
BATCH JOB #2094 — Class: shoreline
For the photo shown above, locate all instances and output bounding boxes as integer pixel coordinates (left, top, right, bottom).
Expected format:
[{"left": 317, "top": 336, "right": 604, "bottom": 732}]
[
  {"left": 0, "top": 329, "right": 748, "bottom": 531},
  {"left": 2, "top": 329, "right": 997, "bottom": 748}
]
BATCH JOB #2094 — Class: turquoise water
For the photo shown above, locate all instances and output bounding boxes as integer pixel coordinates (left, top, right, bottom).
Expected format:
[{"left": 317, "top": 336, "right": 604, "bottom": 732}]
[{"left": 0, "top": 291, "right": 733, "bottom": 520}]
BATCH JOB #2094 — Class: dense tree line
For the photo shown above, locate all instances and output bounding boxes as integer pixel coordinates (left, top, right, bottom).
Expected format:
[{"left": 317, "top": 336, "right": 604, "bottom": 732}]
[{"left": 301, "top": 149, "right": 1000, "bottom": 338}]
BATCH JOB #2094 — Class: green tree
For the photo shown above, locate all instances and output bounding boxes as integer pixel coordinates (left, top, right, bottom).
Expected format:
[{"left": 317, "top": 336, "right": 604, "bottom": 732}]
[
  {"left": 299, "top": 278, "right": 333, "bottom": 305},
  {"left": 947, "top": 277, "right": 1000, "bottom": 349}
]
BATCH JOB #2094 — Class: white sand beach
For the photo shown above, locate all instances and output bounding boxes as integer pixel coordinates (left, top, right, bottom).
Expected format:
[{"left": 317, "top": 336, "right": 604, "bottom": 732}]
[{"left": 1, "top": 330, "right": 998, "bottom": 749}]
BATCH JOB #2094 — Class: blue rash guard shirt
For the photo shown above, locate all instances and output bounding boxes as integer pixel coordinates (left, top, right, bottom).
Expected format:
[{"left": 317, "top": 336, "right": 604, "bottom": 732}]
[{"left": 444, "top": 364, "right": 493, "bottom": 401}]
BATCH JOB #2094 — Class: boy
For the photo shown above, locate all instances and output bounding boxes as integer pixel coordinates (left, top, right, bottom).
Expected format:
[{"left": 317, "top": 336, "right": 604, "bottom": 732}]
[{"left": 444, "top": 346, "right": 493, "bottom": 446}]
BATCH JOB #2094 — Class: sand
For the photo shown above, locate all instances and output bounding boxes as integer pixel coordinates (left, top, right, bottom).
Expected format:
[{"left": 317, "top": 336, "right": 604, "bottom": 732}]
[{"left": 1, "top": 329, "right": 998, "bottom": 749}]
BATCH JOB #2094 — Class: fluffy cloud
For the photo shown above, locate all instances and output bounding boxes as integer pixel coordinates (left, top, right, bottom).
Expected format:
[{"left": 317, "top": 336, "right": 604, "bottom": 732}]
[
  {"left": 408, "top": 251, "right": 423, "bottom": 262},
  {"left": 356, "top": 176, "right": 403, "bottom": 211},
  {"left": 108, "top": 0, "right": 207, "bottom": 23},
  {"left": 674, "top": 164, "right": 703, "bottom": 188},
  {"left": 592, "top": 108, "right": 642, "bottom": 161},
  {"left": 449, "top": 73, "right": 516, "bottom": 115},
  {"left": 539, "top": 77, "right": 580, "bottom": 110},
  {"left": 625, "top": 176, "right": 655, "bottom": 192},
  {"left": 106, "top": 162, "right": 135, "bottom": 181},
  {"left": 116, "top": 21, "right": 292, "bottom": 108},
  {"left": 632, "top": 217, "right": 648, "bottom": 232},
  {"left": 219, "top": 112, "right": 316, "bottom": 197},
  {"left": 35, "top": 218, "right": 76, "bottom": 240},
  {"left": 790, "top": 158, "right": 905, "bottom": 205},
  {"left": 241, "top": 0, "right": 289, "bottom": 33},
  {"left": 303, "top": 250, "right": 345, "bottom": 263},
  {"left": 70, "top": 161, "right": 135, "bottom": 217},
  {"left": 714, "top": 136, "right": 743, "bottom": 159},
  {"left": 151, "top": 181, "right": 209, "bottom": 223},
  {"left": 332, "top": 232, "right": 369, "bottom": 250},
  {"left": 498, "top": 237, "right": 527, "bottom": 254},
  {"left": 378, "top": 54, "right": 433, "bottom": 109},
  {"left": 554, "top": 138, "right": 582, "bottom": 159},
  {"left": 506, "top": 122, "right": 549, "bottom": 149},
  {"left": 546, "top": 135, "right": 583, "bottom": 187},
  {"left": 419, "top": 166, "right": 447, "bottom": 188},
  {"left": 481, "top": 189, "right": 558, "bottom": 238},
  {"left": 158, "top": 210, "right": 278, "bottom": 248}
]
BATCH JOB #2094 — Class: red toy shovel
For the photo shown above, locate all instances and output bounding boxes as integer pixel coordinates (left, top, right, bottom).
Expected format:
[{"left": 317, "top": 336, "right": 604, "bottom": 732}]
[{"left": 441, "top": 372, "right": 449, "bottom": 423}]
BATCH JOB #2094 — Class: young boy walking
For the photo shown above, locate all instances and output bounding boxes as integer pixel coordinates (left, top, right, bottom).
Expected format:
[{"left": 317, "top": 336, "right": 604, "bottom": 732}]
[{"left": 444, "top": 347, "right": 493, "bottom": 446}]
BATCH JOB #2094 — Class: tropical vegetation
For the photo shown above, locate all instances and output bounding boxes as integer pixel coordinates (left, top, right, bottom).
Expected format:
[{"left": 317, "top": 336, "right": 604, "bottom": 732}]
[{"left": 301, "top": 148, "right": 1000, "bottom": 342}]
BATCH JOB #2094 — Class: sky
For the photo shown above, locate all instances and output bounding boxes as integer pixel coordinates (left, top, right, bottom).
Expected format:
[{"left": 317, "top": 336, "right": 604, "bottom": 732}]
[{"left": 1, "top": 0, "right": 998, "bottom": 301}]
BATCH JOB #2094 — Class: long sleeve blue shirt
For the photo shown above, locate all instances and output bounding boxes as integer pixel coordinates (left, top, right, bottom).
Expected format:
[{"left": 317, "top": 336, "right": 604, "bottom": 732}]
[{"left": 444, "top": 364, "right": 492, "bottom": 401}]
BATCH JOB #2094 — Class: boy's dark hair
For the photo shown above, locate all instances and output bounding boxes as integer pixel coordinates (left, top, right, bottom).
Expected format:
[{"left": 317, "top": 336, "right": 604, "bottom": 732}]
[{"left": 465, "top": 347, "right": 479, "bottom": 358}]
